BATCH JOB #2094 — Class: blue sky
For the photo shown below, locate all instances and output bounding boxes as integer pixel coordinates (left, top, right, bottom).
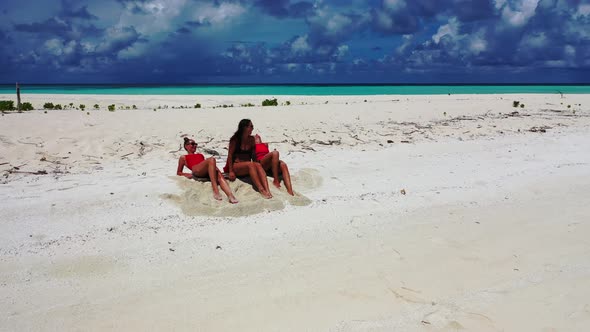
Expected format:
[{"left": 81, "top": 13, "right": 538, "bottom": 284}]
[{"left": 1, "top": 0, "right": 589, "bottom": 83}]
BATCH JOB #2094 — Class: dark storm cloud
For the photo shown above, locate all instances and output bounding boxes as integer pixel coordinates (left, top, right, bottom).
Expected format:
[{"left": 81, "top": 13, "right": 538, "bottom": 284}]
[
  {"left": 61, "top": 4, "right": 98, "bottom": 20},
  {"left": 14, "top": 17, "right": 71, "bottom": 35}
]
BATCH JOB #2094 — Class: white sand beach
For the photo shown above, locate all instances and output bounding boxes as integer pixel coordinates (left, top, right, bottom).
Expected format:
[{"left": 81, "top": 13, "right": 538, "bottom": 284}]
[{"left": 1, "top": 93, "right": 590, "bottom": 331}]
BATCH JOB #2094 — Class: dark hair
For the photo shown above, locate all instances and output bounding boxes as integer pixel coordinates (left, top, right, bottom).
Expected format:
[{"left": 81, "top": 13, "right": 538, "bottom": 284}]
[
  {"left": 230, "top": 119, "right": 251, "bottom": 149},
  {"left": 183, "top": 137, "right": 191, "bottom": 152}
]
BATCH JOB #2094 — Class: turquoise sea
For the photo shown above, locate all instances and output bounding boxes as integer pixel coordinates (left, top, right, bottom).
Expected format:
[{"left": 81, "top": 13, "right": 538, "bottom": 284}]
[{"left": 0, "top": 84, "right": 589, "bottom": 95}]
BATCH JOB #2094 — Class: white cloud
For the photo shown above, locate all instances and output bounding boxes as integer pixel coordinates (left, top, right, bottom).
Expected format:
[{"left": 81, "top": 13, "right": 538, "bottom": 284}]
[
  {"left": 118, "top": 43, "right": 149, "bottom": 59},
  {"left": 307, "top": 6, "right": 369, "bottom": 41},
  {"left": 500, "top": 0, "right": 539, "bottom": 27},
  {"left": 564, "top": 45, "right": 575, "bottom": 57},
  {"left": 81, "top": 41, "right": 95, "bottom": 53},
  {"left": 396, "top": 34, "right": 413, "bottom": 54},
  {"left": 193, "top": 2, "right": 246, "bottom": 26},
  {"left": 120, "top": 0, "right": 188, "bottom": 35},
  {"left": 95, "top": 26, "right": 140, "bottom": 55},
  {"left": 44, "top": 39, "right": 77, "bottom": 57},
  {"left": 575, "top": 4, "right": 590, "bottom": 18},
  {"left": 469, "top": 36, "right": 487, "bottom": 54},
  {"left": 329, "top": 62, "right": 336, "bottom": 72},
  {"left": 544, "top": 60, "right": 567, "bottom": 67},
  {"left": 291, "top": 35, "right": 311, "bottom": 55},
  {"left": 335, "top": 44, "right": 349, "bottom": 59},
  {"left": 494, "top": 0, "right": 507, "bottom": 10},
  {"left": 432, "top": 18, "right": 460, "bottom": 43},
  {"left": 45, "top": 39, "right": 64, "bottom": 56},
  {"left": 375, "top": 10, "right": 393, "bottom": 30},
  {"left": 325, "top": 13, "right": 353, "bottom": 37},
  {"left": 352, "top": 58, "right": 365, "bottom": 66},
  {"left": 285, "top": 63, "right": 299, "bottom": 72},
  {"left": 383, "top": 0, "right": 406, "bottom": 12},
  {"left": 413, "top": 19, "right": 488, "bottom": 64},
  {"left": 62, "top": 40, "right": 77, "bottom": 55}
]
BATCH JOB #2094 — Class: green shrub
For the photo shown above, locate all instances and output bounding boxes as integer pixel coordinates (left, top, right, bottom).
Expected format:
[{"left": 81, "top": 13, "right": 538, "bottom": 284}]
[
  {"left": 21, "top": 102, "right": 34, "bottom": 111},
  {"left": 94, "top": 104, "right": 99, "bottom": 110},
  {"left": 0, "top": 100, "right": 15, "bottom": 111},
  {"left": 520, "top": 104, "right": 525, "bottom": 108},
  {"left": 79, "top": 104, "right": 85, "bottom": 110},
  {"left": 108, "top": 104, "right": 115, "bottom": 112},
  {"left": 513, "top": 101, "right": 520, "bottom": 107},
  {"left": 286, "top": 101, "right": 291, "bottom": 105},
  {"left": 567, "top": 104, "right": 571, "bottom": 108},
  {"left": 132, "top": 105, "right": 137, "bottom": 109},
  {"left": 69, "top": 102, "right": 74, "bottom": 107},
  {"left": 262, "top": 98, "right": 278, "bottom": 106},
  {"left": 43, "top": 102, "right": 55, "bottom": 110},
  {"left": 194, "top": 103, "right": 201, "bottom": 108},
  {"left": 54, "top": 104, "right": 63, "bottom": 110}
]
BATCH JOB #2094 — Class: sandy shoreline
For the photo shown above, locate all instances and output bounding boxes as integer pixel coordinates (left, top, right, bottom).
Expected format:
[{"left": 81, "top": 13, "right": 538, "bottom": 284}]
[{"left": 1, "top": 93, "right": 590, "bottom": 331}]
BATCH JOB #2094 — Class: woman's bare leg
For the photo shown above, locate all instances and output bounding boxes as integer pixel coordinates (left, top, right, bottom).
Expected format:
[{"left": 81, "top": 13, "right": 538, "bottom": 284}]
[
  {"left": 193, "top": 158, "right": 222, "bottom": 200},
  {"left": 233, "top": 162, "right": 272, "bottom": 199},
  {"left": 280, "top": 161, "right": 294, "bottom": 196},
  {"left": 255, "top": 163, "right": 272, "bottom": 197},
  {"left": 217, "top": 171, "right": 238, "bottom": 203},
  {"left": 260, "top": 151, "right": 281, "bottom": 188}
]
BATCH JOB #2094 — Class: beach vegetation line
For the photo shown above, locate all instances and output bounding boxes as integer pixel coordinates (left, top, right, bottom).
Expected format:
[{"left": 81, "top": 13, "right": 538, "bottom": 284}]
[{"left": 262, "top": 98, "right": 278, "bottom": 106}]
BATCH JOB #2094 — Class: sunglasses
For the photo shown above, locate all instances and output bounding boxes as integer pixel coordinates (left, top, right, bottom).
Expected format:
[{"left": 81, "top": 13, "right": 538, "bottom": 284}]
[{"left": 188, "top": 142, "right": 197, "bottom": 146}]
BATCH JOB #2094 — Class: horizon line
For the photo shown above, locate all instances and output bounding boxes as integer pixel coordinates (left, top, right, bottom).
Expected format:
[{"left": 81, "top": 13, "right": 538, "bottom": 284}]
[{"left": 1, "top": 83, "right": 590, "bottom": 86}]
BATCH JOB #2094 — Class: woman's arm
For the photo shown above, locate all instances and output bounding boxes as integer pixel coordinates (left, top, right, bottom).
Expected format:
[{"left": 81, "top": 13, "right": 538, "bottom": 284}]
[
  {"left": 227, "top": 138, "right": 236, "bottom": 180},
  {"left": 249, "top": 136, "right": 257, "bottom": 162},
  {"left": 176, "top": 156, "right": 193, "bottom": 179}
]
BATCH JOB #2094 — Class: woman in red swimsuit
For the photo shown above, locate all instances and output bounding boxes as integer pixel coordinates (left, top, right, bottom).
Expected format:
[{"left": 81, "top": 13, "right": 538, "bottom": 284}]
[
  {"left": 177, "top": 137, "right": 238, "bottom": 204},
  {"left": 255, "top": 134, "right": 294, "bottom": 196},
  {"left": 226, "top": 119, "right": 272, "bottom": 199}
]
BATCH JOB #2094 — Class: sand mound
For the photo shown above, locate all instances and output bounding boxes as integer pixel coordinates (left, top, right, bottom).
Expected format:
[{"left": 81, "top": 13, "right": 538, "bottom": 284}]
[{"left": 162, "top": 168, "right": 321, "bottom": 217}]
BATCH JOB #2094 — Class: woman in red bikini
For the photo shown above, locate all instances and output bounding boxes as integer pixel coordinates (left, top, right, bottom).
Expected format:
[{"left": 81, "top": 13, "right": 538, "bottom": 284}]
[
  {"left": 255, "top": 134, "right": 294, "bottom": 196},
  {"left": 226, "top": 119, "right": 272, "bottom": 199},
  {"left": 177, "top": 137, "right": 238, "bottom": 204}
]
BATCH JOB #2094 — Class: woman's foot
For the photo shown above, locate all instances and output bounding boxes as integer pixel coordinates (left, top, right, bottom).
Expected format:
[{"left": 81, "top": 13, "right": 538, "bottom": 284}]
[
  {"left": 273, "top": 179, "right": 281, "bottom": 189},
  {"left": 287, "top": 190, "right": 294, "bottom": 196},
  {"left": 228, "top": 195, "right": 239, "bottom": 204},
  {"left": 213, "top": 192, "right": 223, "bottom": 201},
  {"left": 261, "top": 190, "right": 272, "bottom": 199}
]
